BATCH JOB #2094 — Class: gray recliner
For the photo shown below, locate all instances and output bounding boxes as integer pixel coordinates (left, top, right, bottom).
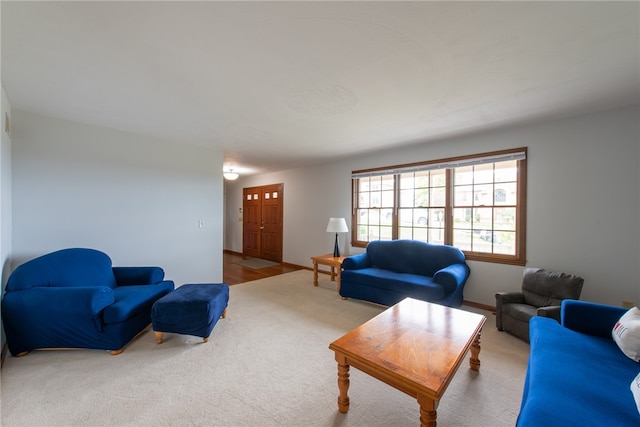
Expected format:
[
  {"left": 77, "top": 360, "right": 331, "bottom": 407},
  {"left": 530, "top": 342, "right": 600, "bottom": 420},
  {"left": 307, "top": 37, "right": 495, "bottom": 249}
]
[{"left": 495, "top": 267, "right": 584, "bottom": 342}]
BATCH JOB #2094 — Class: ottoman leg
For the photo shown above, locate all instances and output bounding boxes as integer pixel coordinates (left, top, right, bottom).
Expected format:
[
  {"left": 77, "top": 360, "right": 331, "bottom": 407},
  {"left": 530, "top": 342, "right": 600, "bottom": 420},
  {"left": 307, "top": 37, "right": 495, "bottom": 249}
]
[
  {"left": 222, "top": 308, "right": 228, "bottom": 318},
  {"left": 154, "top": 331, "right": 164, "bottom": 344},
  {"left": 203, "top": 337, "right": 209, "bottom": 343}
]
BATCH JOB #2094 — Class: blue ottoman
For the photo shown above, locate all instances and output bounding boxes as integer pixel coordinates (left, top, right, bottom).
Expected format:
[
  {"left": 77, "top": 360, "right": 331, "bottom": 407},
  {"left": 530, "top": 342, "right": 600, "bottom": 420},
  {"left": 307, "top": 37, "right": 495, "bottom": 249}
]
[{"left": 151, "top": 283, "right": 229, "bottom": 344}]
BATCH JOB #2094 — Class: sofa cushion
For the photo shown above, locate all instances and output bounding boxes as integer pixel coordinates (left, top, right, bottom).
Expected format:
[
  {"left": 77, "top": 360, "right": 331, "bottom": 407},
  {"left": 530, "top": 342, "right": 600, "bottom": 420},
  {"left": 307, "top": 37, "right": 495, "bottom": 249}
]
[
  {"left": 518, "top": 317, "right": 640, "bottom": 426},
  {"left": 366, "top": 240, "right": 465, "bottom": 277},
  {"left": 102, "top": 283, "right": 173, "bottom": 324},
  {"left": 613, "top": 307, "right": 640, "bottom": 362},
  {"left": 341, "top": 268, "right": 446, "bottom": 302}
]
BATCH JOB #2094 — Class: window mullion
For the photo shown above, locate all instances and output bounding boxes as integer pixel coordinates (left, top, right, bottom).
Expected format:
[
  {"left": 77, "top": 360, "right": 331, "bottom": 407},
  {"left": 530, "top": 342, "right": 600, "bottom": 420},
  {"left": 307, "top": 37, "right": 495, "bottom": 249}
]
[
  {"left": 444, "top": 168, "right": 453, "bottom": 245},
  {"left": 392, "top": 174, "right": 399, "bottom": 240}
]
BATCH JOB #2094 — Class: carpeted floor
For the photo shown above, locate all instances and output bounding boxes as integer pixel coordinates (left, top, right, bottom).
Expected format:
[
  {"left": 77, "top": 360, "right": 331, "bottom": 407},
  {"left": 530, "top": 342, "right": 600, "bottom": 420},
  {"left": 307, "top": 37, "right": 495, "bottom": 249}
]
[{"left": 0, "top": 270, "right": 530, "bottom": 426}]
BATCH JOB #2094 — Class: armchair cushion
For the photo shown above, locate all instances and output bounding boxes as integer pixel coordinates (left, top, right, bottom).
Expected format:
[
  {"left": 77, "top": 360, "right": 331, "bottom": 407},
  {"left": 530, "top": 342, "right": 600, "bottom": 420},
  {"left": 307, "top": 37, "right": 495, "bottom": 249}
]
[
  {"left": 522, "top": 268, "right": 584, "bottom": 307},
  {"left": 103, "top": 282, "right": 174, "bottom": 324}
]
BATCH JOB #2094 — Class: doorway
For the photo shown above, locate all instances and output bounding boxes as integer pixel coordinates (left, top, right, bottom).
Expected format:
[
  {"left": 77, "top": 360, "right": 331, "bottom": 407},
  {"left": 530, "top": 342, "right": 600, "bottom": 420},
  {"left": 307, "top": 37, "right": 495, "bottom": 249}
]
[{"left": 242, "top": 183, "right": 283, "bottom": 262}]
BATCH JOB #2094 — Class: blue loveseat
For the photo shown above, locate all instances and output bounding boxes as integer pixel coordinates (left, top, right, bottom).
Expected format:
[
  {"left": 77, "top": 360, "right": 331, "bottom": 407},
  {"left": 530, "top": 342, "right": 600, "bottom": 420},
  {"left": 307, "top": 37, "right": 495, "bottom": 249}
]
[
  {"left": 340, "top": 240, "right": 470, "bottom": 307},
  {"left": 1, "top": 248, "right": 174, "bottom": 356},
  {"left": 517, "top": 300, "right": 640, "bottom": 426}
]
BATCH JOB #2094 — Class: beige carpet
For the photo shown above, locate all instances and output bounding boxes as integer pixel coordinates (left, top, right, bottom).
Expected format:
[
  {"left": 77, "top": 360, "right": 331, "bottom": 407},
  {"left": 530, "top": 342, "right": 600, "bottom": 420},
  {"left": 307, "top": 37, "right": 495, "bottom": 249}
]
[{"left": 0, "top": 270, "right": 530, "bottom": 426}]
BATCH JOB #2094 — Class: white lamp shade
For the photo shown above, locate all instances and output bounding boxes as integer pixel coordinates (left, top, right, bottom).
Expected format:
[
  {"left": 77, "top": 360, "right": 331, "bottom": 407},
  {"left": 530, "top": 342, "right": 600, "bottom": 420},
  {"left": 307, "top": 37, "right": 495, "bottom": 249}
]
[{"left": 326, "top": 217, "right": 349, "bottom": 233}]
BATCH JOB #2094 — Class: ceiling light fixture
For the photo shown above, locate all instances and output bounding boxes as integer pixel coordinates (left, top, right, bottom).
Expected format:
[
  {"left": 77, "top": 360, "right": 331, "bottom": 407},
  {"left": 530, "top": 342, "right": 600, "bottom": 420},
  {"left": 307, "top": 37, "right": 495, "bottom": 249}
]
[{"left": 223, "top": 169, "right": 239, "bottom": 180}]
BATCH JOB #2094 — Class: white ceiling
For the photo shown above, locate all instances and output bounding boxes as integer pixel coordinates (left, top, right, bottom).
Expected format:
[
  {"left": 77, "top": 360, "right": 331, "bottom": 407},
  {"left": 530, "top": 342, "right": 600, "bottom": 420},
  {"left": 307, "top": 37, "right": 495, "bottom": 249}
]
[{"left": 2, "top": 1, "right": 639, "bottom": 176}]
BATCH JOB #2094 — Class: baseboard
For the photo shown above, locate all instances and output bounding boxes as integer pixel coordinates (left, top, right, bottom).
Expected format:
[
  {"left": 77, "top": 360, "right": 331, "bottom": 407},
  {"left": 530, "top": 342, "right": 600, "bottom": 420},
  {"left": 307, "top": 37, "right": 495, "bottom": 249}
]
[
  {"left": 223, "top": 249, "right": 243, "bottom": 256},
  {"left": 463, "top": 300, "right": 496, "bottom": 313}
]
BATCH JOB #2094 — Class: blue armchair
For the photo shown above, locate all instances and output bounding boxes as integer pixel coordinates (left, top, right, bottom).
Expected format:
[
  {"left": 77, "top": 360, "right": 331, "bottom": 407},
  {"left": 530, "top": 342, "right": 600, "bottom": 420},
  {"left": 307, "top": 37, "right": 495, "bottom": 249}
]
[{"left": 1, "top": 248, "right": 174, "bottom": 356}]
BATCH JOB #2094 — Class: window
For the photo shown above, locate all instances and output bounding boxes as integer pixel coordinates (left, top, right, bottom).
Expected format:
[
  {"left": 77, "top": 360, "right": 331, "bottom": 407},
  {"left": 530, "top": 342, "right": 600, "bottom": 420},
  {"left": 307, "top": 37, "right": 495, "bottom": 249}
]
[{"left": 352, "top": 148, "right": 527, "bottom": 265}]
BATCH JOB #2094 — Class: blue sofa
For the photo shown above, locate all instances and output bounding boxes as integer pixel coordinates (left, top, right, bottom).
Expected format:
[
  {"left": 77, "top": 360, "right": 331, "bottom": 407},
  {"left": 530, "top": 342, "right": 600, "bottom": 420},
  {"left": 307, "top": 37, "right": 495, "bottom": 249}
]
[
  {"left": 517, "top": 300, "right": 640, "bottom": 426},
  {"left": 340, "top": 240, "right": 470, "bottom": 307},
  {"left": 1, "top": 248, "right": 174, "bottom": 356}
]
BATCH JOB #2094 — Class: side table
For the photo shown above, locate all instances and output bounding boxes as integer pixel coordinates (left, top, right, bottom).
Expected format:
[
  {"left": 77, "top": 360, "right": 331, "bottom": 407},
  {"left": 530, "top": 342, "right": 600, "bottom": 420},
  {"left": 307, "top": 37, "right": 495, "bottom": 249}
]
[{"left": 311, "top": 253, "right": 348, "bottom": 292}]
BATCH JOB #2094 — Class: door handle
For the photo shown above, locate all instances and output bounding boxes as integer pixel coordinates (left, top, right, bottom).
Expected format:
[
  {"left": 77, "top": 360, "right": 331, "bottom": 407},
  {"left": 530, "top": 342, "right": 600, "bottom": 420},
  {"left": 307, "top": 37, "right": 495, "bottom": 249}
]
[{"left": 260, "top": 226, "right": 264, "bottom": 230}]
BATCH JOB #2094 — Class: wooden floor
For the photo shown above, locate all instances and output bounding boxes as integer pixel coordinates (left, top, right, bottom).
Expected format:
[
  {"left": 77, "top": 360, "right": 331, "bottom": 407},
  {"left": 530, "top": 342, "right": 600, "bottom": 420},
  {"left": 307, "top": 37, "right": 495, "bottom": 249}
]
[{"left": 223, "top": 251, "right": 304, "bottom": 285}]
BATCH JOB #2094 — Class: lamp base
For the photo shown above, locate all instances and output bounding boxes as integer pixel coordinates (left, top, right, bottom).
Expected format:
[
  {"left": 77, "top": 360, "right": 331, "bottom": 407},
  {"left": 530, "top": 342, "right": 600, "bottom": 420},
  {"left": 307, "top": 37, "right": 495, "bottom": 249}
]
[{"left": 333, "top": 233, "right": 340, "bottom": 257}]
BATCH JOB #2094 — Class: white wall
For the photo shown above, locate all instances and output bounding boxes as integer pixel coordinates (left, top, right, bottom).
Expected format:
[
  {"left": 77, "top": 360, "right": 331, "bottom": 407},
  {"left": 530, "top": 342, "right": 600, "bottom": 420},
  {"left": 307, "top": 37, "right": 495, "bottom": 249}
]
[
  {"left": 12, "top": 111, "right": 224, "bottom": 286},
  {"left": 225, "top": 106, "right": 640, "bottom": 307},
  {"left": 1, "top": 86, "right": 14, "bottom": 351}
]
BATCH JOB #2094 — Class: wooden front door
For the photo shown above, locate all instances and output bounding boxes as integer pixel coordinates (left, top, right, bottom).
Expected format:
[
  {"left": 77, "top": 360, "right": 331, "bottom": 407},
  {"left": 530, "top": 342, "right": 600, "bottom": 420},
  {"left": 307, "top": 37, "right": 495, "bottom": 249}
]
[{"left": 242, "top": 183, "right": 283, "bottom": 262}]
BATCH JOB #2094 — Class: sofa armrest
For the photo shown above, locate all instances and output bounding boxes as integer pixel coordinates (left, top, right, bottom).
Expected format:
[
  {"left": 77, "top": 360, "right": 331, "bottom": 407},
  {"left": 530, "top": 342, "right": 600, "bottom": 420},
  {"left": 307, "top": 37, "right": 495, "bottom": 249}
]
[
  {"left": 537, "top": 305, "right": 561, "bottom": 322},
  {"left": 113, "top": 266, "right": 165, "bottom": 286},
  {"left": 433, "top": 263, "right": 469, "bottom": 294},
  {"left": 561, "top": 299, "right": 628, "bottom": 339},
  {"left": 342, "top": 253, "right": 370, "bottom": 270}
]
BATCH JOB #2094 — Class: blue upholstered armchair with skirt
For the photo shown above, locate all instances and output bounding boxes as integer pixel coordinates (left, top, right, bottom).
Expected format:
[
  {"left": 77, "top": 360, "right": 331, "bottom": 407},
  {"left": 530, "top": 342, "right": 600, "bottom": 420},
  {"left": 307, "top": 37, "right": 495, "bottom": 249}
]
[{"left": 1, "top": 248, "right": 174, "bottom": 356}]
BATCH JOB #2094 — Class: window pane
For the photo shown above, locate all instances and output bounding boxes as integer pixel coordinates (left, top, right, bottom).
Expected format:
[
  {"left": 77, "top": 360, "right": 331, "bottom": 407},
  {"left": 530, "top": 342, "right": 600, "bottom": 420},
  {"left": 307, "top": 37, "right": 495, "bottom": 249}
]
[
  {"left": 474, "top": 163, "right": 494, "bottom": 184},
  {"left": 381, "top": 190, "right": 394, "bottom": 207},
  {"left": 430, "top": 187, "right": 446, "bottom": 206},
  {"left": 453, "top": 228, "right": 472, "bottom": 251},
  {"left": 413, "top": 227, "right": 428, "bottom": 242},
  {"left": 455, "top": 166, "right": 473, "bottom": 185},
  {"left": 495, "top": 207, "right": 516, "bottom": 231},
  {"left": 429, "top": 227, "right": 445, "bottom": 245},
  {"left": 495, "top": 160, "right": 517, "bottom": 182},
  {"left": 379, "top": 226, "right": 393, "bottom": 240},
  {"left": 430, "top": 169, "right": 446, "bottom": 187},
  {"left": 495, "top": 182, "right": 516, "bottom": 205},
  {"left": 414, "top": 188, "right": 429, "bottom": 207},
  {"left": 454, "top": 185, "right": 473, "bottom": 205},
  {"left": 399, "top": 226, "right": 413, "bottom": 239},
  {"left": 399, "top": 173, "right": 414, "bottom": 189},
  {"left": 453, "top": 207, "right": 472, "bottom": 229},
  {"left": 473, "top": 184, "right": 494, "bottom": 207},
  {"left": 399, "top": 189, "right": 414, "bottom": 207},
  {"left": 473, "top": 207, "right": 493, "bottom": 230}
]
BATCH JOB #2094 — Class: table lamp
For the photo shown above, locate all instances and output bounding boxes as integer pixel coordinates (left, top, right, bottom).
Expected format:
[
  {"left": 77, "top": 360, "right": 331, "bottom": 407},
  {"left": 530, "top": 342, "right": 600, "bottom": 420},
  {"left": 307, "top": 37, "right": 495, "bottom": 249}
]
[{"left": 326, "top": 217, "right": 349, "bottom": 257}]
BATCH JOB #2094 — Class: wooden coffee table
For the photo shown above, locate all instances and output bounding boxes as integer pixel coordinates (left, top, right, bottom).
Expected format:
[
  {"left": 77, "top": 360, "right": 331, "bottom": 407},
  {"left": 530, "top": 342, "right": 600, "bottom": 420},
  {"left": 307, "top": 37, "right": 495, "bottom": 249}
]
[{"left": 329, "top": 298, "right": 486, "bottom": 427}]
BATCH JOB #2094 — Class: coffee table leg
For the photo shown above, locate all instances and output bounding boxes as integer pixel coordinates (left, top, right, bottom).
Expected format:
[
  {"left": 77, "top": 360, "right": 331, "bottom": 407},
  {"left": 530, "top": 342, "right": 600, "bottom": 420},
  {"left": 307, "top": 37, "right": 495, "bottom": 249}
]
[
  {"left": 470, "top": 330, "right": 482, "bottom": 371},
  {"left": 335, "top": 353, "right": 350, "bottom": 413},
  {"left": 418, "top": 393, "right": 437, "bottom": 427},
  {"left": 313, "top": 261, "right": 319, "bottom": 286}
]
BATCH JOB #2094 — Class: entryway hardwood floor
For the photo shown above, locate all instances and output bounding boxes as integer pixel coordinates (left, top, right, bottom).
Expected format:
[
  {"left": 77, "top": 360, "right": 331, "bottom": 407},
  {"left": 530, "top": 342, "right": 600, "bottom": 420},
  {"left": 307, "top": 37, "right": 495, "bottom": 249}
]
[{"left": 223, "top": 251, "right": 303, "bottom": 285}]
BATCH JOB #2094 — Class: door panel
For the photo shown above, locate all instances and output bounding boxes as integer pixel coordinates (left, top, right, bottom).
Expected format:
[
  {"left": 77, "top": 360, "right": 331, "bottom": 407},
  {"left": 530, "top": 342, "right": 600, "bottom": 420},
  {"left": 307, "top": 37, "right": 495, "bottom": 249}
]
[
  {"left": 242, "top": 184, "right": 283, "bottom": 262},
  {"left": 243, "top": 188, "right": 262, "bottom": 258},
  {"left": 261, "top": 184, "right": 283, "bottom": 262}
]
